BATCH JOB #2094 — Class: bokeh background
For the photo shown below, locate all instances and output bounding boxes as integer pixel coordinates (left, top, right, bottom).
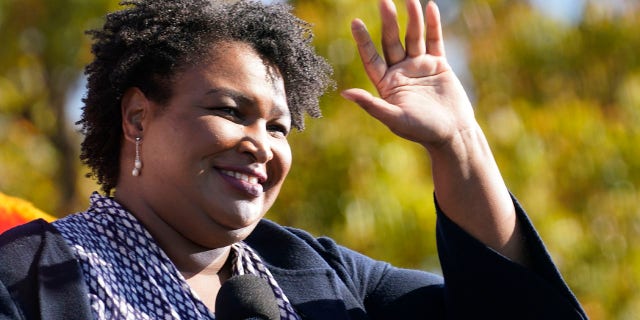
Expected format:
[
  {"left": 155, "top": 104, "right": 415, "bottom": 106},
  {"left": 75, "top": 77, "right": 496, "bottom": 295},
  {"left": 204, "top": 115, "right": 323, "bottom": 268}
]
[{"left": 1, "top": 0, "right": 639, "bottom": 318}]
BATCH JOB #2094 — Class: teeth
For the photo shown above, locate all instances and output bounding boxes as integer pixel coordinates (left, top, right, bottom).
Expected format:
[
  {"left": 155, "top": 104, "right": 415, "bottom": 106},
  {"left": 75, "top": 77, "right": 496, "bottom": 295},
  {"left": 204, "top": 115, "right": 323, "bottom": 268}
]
[{"left": 222, "top": 170, "right": 260, "bottom": 184}]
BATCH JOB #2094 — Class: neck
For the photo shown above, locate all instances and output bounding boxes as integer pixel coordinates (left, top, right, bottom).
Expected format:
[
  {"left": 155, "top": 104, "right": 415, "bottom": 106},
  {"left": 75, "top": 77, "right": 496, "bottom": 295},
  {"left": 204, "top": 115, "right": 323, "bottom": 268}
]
[
  {"left": 113, "top": 187, "right": 232, "bottom": 277},
  {"left": 174, "top": 245, "right": 232, "bottom": 278}
]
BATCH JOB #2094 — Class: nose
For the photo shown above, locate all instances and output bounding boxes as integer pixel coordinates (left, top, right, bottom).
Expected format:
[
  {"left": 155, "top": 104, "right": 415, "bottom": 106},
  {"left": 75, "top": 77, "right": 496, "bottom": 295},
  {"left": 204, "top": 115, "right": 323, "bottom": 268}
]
[{"left": 238, "top": 123, "right": 274, "bottom": 163}]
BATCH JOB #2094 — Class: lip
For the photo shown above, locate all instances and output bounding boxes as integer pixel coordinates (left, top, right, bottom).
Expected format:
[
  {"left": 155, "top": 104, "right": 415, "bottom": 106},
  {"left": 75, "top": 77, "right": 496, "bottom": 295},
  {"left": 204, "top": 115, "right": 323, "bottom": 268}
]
[{"left": 216, "top": 167, "right": 267, "bottom": 197}]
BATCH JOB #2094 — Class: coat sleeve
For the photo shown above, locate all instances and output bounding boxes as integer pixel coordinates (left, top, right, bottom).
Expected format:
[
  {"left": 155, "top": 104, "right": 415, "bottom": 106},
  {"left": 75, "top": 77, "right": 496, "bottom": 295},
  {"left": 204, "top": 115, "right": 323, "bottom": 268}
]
[
  {"left": 333, "top": 195, "right": 587, "bottom": 319},
  {"left": 434, "top": 195, "right": 588, "bottom": 319}
]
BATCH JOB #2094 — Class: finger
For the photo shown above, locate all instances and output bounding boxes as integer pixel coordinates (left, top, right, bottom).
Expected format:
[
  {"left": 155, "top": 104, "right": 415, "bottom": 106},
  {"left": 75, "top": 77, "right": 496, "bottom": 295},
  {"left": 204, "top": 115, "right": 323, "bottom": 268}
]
[
  {"left": 380, "top": 0, "right": 405, "bottom": 65},
  {"left": 341, "top": 88, "right": 401, "bottom": 124},
  {"left": 405, "top": 0, "right": 426, "bottom": 57},
  {"left": 425, "top": 1, "right": 445, "bottom": 57},
  {"left": 350, "top": 19, "right": 387, "bottom": 86}
]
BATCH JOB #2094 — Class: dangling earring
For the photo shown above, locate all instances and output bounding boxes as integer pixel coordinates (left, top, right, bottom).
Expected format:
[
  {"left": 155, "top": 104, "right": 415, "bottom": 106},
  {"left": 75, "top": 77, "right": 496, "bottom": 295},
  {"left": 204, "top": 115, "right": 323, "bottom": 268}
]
[{"left": 132, "top": 137, "right": 142, "bottom": 176}]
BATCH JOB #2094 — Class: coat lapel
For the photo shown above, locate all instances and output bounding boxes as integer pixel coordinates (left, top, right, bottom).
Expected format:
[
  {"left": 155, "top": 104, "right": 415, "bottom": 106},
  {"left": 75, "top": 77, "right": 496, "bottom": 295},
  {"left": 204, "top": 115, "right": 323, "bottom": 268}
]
[{"left": 246, "top": 219, "right": 368, "bottom": 320}]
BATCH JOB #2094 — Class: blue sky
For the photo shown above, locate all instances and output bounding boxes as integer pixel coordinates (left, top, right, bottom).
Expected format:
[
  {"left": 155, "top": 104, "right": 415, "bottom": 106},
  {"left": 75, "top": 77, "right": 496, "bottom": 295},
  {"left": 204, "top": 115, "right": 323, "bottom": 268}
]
[{"left": 531, "top": 0, "right": 586, "bottom": 25}]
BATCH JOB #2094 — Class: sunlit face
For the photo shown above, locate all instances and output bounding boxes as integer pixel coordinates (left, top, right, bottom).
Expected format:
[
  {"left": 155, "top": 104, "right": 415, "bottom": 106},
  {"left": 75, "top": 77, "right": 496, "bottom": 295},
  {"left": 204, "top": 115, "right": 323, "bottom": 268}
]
[{"left": 135, "top": 41, "right": 292, "bottom": 248}]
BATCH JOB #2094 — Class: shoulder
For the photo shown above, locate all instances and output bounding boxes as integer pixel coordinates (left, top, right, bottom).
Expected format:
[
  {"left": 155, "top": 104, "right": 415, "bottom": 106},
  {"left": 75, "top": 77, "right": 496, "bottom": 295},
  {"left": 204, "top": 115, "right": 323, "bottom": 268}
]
[
  {"left": 247, "top": 219, "right": 439, "bottom": 281},
  {"left": 0, "top": 219, "right": 93, "bottom": 319},
  {"left": 247, "top": 219, "right": 445, "bottom": 317},
  {"left": 248, "top": 219, "right": 443, "bottom": 286},
  {"left": 0, "top": 219, "right": 73, "bottom": 281},
  {"left": 0, "top": 219, "right": 55, "bottom": 258},
  {"left": 247, "top": 219, "right": 395, "bottom": 287},
  {"left": 247, "top": 219, "right": 359, "bottom": 267},
  {"left": 0, "top": 218, "right": 53, "bottom": 240}
]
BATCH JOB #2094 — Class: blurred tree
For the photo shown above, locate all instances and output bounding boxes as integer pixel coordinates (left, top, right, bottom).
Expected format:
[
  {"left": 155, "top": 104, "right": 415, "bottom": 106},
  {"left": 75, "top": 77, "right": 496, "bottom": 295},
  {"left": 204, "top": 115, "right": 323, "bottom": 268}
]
[{"left": 0, "top": 0, "right": 116, "bottom": 215}]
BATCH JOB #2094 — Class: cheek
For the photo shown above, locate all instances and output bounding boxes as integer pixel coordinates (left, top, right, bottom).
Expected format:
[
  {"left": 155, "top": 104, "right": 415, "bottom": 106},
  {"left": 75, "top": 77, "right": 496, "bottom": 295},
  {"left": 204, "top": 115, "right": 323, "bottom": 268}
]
[
  {"left": 176, "top": 118, "right": 239, "bottom": 152},
  {"left": 274, "top": 141, "right": 293, "bottom": 180},
  {"left": 145, "top": 120, "right": 229, "bottom": 170}
]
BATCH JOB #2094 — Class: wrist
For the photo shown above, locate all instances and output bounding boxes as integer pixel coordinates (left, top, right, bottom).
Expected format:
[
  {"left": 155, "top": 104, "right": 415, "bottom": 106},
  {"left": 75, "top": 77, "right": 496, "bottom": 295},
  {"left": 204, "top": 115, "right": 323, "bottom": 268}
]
[{"left": 426, "top": 123, "right": 491, "bottom": 174}]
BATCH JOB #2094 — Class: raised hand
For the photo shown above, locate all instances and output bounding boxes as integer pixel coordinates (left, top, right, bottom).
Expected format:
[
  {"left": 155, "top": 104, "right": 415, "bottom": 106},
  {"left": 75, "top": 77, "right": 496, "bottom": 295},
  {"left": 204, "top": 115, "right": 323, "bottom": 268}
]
[
  {"left": 341, "top": 0, "right": 476, "bottom": 150},
  {"left": 343, "top": 0, "right": 527, "bottom": 265}
]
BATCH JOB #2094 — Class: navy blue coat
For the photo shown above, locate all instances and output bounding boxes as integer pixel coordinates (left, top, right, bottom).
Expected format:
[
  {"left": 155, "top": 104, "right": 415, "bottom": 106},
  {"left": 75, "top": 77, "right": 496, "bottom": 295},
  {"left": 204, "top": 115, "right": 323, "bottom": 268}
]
[{"left": 0, "top": 198, "right": 587, "bottom": 319}]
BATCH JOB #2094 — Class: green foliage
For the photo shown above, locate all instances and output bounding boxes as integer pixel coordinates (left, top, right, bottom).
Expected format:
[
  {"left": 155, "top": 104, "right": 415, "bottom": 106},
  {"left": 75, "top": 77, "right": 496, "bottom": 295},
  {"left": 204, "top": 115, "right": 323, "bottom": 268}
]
[{"left": 0, "top": 0, "right": 116, "bottom": 214}]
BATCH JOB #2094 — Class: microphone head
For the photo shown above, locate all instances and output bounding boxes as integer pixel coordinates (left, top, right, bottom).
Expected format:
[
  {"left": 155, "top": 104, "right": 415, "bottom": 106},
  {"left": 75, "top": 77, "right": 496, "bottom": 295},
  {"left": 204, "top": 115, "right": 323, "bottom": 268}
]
[{"left": 215, "top": 274, "right": 280, "bottom": 320}]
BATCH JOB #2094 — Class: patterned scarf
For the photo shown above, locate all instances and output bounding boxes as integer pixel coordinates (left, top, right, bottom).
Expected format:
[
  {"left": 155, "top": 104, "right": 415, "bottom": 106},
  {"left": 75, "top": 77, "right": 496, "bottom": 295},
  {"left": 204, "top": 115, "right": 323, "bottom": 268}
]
[{"left": 54, "top": 193, "right": 300, "bottom": 319}]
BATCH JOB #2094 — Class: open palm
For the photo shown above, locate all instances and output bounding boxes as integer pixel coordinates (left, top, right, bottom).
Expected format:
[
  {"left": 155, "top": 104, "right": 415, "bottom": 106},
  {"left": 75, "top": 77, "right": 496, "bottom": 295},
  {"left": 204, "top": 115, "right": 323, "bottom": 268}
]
[{"left": 342, "top": 0, "right": 476, "bottom": 150}]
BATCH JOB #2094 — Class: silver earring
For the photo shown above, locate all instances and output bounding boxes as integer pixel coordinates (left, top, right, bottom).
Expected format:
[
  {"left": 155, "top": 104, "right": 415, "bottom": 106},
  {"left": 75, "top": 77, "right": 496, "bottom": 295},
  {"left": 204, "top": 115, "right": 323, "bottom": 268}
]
[{"left": 132, "top": 137, "right": 142, "bottom": 176}]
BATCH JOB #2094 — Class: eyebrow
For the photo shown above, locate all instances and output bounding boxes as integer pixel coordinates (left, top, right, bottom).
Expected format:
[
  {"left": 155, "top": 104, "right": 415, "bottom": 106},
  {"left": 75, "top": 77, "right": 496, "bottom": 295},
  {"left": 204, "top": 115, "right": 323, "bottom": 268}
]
[{"left": 205, "top": 88, "right": 290, "bottom": 119}]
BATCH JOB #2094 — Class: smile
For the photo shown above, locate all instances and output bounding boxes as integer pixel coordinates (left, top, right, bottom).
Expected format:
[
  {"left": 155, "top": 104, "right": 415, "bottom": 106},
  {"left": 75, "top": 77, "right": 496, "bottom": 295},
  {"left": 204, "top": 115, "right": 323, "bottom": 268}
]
[{"left": 220, "top": 170, "right": 261, "bottom": 185}]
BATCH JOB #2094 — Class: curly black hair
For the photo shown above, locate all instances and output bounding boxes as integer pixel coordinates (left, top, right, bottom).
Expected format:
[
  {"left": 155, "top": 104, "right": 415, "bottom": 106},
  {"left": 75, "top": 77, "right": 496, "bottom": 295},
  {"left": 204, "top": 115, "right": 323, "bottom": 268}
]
[{"left": 78, "top": 0, "right": 334, "bottom": 194}]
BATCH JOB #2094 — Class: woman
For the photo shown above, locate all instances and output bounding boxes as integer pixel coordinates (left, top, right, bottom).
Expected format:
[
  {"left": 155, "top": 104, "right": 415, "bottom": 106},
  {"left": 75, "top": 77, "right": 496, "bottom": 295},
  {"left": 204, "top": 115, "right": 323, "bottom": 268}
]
[{"left": 0, "top": 0, "right": 587, "bottom": 319}]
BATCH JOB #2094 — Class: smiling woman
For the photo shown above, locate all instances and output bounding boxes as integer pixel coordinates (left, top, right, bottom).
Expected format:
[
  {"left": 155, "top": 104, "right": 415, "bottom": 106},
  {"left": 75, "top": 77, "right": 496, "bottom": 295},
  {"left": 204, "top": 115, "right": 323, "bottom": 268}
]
[
  {"left": 0, "top": 0, "right": 587, "bottom": 319},
  {"left": 114, "top": 42, "right": 293, "bottom": 253}
]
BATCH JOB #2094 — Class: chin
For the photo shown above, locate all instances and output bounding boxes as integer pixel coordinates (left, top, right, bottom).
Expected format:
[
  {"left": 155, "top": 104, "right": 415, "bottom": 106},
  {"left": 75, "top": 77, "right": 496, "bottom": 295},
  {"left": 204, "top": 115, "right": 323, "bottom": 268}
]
[
  {"left": 223, "top": 222, "right": 260, "bottom": 244},
  {"left": 219, "top": 204, "right": 266, "bottom": 229},
  {"left": 192, "top": 223, "right": 257, "bottom": 249}
]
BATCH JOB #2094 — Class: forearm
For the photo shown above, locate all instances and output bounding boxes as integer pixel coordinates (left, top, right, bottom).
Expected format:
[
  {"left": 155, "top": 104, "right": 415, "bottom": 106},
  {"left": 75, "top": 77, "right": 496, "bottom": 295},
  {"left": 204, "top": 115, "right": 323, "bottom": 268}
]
[{"left": 427, "top": 123, "right": 528, "bottom": 265}]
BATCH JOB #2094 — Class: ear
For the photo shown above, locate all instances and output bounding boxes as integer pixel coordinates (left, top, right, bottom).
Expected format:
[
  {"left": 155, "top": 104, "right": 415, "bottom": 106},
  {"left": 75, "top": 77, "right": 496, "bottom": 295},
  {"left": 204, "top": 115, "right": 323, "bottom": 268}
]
[{"left": 121, "top": 87, "right": 150, "bottom": 143}]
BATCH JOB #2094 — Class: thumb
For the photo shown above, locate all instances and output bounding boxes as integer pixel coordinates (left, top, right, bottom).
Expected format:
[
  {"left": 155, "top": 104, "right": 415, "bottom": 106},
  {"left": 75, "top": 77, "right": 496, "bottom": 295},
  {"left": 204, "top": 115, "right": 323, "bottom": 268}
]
[{"left": 341, "top": 88, "right": 400, "bottom": 124}]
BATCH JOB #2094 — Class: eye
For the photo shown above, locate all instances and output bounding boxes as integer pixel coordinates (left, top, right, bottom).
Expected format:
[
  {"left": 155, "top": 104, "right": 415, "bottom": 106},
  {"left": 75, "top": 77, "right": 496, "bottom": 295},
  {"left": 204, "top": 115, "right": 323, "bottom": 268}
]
[
  {"left": 267, "top": 123, "right": 289, "bottom": 138},
  {"left": 210, "top": 107, "right": 242, "bottom": 120}
]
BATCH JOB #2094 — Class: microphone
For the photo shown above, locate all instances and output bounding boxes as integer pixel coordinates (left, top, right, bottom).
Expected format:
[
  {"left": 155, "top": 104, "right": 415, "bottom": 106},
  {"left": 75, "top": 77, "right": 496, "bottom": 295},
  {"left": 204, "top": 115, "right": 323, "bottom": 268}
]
[{"left": 215, "top": 274, "right": 280, "bottom": 320}]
